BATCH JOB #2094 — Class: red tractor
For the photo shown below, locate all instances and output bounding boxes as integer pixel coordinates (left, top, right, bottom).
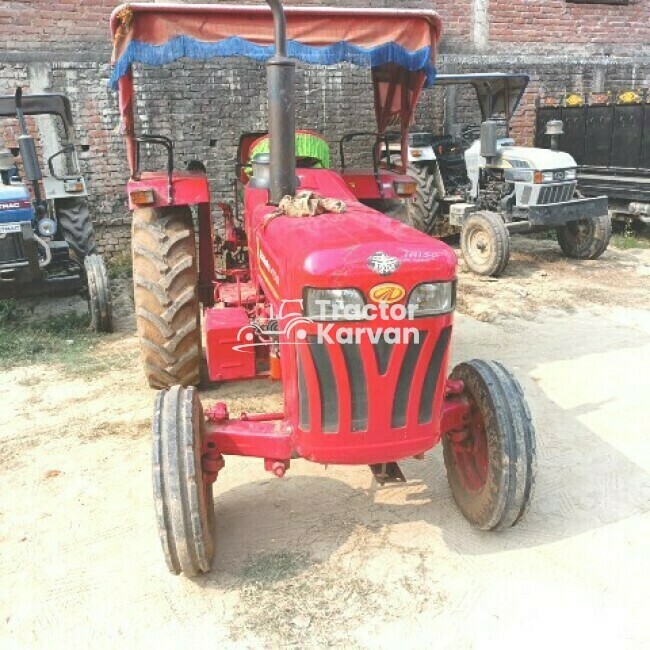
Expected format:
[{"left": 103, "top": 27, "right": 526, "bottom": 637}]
[{"left": 111, "top": 1, "right": 536, "bottom": 577}]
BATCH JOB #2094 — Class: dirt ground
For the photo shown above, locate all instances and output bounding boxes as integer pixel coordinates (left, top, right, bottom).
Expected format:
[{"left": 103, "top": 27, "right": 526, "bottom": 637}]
[{"left": 1, "top": 237, "right": 649, "bottom": 648}]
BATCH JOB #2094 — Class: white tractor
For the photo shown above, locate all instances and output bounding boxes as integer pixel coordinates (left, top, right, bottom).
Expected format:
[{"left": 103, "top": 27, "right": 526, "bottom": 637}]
[{"left": 401, "top": 73, "right": 611, "bottom": 276}]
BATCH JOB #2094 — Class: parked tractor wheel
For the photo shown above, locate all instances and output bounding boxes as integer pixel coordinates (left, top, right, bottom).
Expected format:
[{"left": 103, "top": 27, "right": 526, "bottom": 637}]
[
  {"left": 57, "top": 197, "right": 97, "bottom": 261},
  {"left": 84, "top": 254, "right": 113, "bottom": 333},
  {"left": 153, "top": 385, "right": 215, "bottom": 576},
  {"left": 132, "top": 206, "right": 201, "bottom": 389},
  {"left": 443, "top": 360, "right": 536, "bottom": 530},
  {"left": 406, "top": 164, "right": 439, "bottom": 234},
  {"left": 460, "top": 211, "right": 510, "bottom": 277},
  {"left": 556, "top": 214, "right": 611, "bottom": 260}
]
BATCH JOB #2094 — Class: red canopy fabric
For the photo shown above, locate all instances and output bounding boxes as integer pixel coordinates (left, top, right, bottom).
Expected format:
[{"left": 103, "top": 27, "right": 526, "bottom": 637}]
[{"left": 109, "top": 3, "right": 442, "bottom": 175}]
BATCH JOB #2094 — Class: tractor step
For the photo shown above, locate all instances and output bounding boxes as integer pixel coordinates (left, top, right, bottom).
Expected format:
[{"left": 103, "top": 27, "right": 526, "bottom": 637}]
[{"left": 369, "top": 462, "right": 406, "bottom": 485}]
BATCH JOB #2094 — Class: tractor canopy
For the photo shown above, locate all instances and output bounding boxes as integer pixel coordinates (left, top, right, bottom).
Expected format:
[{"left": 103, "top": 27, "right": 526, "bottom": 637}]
[
  {"left": 0, "top": 93, "right": 75, "bottom": 139},
  {"left": 433, "top": 73, "right": 530, "bottom": 122},
  {"left": 109, "top": 2, "right": 442, "bottom": 174}
]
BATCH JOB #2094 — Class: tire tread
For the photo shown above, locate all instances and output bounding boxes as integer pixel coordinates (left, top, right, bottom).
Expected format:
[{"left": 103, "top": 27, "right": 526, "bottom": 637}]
[
  {"left": 132, "top": 207, "right": 201, "bottom": 389},
  {"left": 84, "top": 254, "right": 113, "bottom": 333},
  {"left": 57, "top": 197, "right": 97, "bottom": 261},
  {"left": 443, "top": 359, "right": 536, "bottom": 530},
  {"left": 152, "top": 386, "right": 214, "bottom": 577},
  {"left": 406, "top": 164, "right": 439, "bottom": 234}
]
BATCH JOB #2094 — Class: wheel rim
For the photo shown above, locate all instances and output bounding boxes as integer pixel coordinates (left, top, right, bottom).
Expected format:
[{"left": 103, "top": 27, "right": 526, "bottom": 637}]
[
  {"left": 449, "top": 403, "right": 489, "bottom": 492},
  {"left": 467, "top": 226, "right": 492, "bottom": 267}
]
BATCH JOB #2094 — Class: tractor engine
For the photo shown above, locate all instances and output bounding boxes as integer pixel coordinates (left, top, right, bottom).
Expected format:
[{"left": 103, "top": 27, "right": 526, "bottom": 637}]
[{"left": 474, "top": 170, "right": 514, "bottom": 213}]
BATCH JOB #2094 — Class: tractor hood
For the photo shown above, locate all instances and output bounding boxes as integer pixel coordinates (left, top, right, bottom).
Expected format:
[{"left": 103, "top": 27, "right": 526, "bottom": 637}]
[
  {"left": 246, "top": 169, "right": 457, "bottom": 306},
  {"left": 0, "top": 184, "right": 33, "bottom": 224},
  {"left": 501, "top": 146, "right": 577, "bottom": 171}
]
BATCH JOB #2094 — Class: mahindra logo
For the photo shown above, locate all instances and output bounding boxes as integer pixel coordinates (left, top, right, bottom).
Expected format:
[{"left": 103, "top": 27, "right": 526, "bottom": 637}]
[{"left": 369, "top": 283, "right": 406, "bottom": 304}]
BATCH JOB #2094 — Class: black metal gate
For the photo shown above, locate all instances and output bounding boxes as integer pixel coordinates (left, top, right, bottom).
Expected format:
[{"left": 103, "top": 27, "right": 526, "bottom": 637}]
[
  {"left": 535, "top": 91, "right": 650, "bottom": 207},
  {"left": 535, "top": 91, "right": 650, "bottom": 170}
]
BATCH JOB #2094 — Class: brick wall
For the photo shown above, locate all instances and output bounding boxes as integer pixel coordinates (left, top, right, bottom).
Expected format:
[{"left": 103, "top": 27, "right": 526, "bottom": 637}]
[
  {"left": 489, "top": 0, "right": 650, "bottom": 51},
  {"left": 0, "top": 0, "right": 648, "bottom": 255}
]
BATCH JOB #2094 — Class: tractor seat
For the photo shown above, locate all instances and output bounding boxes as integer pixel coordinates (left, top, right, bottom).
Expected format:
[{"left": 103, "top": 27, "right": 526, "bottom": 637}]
[{"left": 249, "top": 130, "right": 331, "bottom": 169}]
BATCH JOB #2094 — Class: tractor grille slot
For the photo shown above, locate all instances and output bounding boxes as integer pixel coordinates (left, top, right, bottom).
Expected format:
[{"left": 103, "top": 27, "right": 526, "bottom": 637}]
[
  {"left": 341, "top": 342, "right": 368, "bottom": 432},
  {"left": 391, "top": 334, "right": 427, "bottom": 429},
  {"left": 308, "top": 337, "right": 339, "bottom": 434},
  {"left": 0, "top": 233, "right": 25, "bottom": 266},
  {"left": 373, "top": 338, "right": 394, "bottom": 375},
  {"left": 298, "top": 326, "right": 452, "bottom": 435},
  {"left": 537, "top": 182, "right": 576, "bottom": 205},
  {"left": 419, "top": 327, "right": 452, "bottom": 424},
  {"left": 297, "top": 354, "right": 310, "bottom": 432}
]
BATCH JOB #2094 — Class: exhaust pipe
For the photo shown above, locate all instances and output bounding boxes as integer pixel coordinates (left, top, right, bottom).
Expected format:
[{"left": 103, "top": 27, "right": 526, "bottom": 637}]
[
  {"left": 266, "top": 0, "right": 296, "bottom": 204},
  {"left": 480, "top": 120, "right": 499, "bottom": 164},
  {"left": 15, "top": 87, "right": 45, "bottom": 218}
]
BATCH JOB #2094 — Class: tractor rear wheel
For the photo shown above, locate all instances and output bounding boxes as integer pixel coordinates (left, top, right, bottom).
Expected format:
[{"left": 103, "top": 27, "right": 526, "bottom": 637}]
[
  {"left": 153, "top": 386, "right": 215, "bottom": 576},
  {"left": 406, "top": 164, "right": 439, "bottom": 234},
  {"left": 57, "top": 197, "right": 97, "bottom": 262},
  {"left": 556, "top": 214, "right": 611, "bottom": 260},
  {"left": 443, "top": 360, "right": 536, "bottom": 530},
  {"left": 460, "top": 211, "right": 510, "bottom": 277},
  {"left": 132, "top": 206, "right": 201, "bottom": 389},
  {"left": 84, "top": 254, "right": 113, "bottom": 333}
]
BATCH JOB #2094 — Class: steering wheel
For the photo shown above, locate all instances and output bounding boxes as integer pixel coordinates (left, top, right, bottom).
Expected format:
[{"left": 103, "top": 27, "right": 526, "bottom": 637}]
[{"left": 461, "top": 124, "right": 481, "bottom": 147}]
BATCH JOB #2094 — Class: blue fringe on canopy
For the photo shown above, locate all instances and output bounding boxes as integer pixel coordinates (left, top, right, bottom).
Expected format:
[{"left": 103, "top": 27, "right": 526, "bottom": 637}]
[{"left": 109, "top": 36, "right": 436, "bottom": 88}]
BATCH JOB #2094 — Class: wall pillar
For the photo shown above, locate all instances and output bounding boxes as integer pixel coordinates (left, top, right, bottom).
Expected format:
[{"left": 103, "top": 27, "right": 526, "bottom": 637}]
[{"left": 472, "top": 0, "right": 489, "bottom": 51}]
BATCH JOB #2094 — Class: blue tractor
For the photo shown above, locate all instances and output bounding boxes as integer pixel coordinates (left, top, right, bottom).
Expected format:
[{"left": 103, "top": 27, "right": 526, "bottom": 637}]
[{"left": 0, "top": 89, "right": 112, "bottom": 331}]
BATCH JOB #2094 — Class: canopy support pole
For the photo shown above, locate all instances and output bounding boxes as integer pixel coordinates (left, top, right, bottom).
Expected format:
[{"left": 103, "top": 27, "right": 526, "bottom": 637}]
[{"left": 118, "top": 69, "right": 137, "bottom": 178}]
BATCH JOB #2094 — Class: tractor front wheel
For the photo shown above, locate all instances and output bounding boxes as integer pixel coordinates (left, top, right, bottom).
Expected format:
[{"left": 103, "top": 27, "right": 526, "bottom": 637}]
[
  {"left": 460, "top": 211, "right": 510, "bottom": 277},
  {"left": 443, "top": 360, "right": 536, "bottom": 530},
  {"left": 84, "top": 254, "right": 113, "bottom": 333},
  {"left": 132, "top": 206, "right": 201, "bottom": 389},
  {"left": 153, "top": 386, "right": 215, "bottom": 576},
  {"left": 556, "top": 214, "right": 611, "bottom": 260}
]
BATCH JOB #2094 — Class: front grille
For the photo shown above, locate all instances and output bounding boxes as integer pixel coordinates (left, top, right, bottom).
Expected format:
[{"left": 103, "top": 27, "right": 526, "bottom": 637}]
[
  {"left": 537, "top": 181, "right": 576, "bottom": 205},
  {"left": 297, "top": 327, "right": 452, "bottom": 434},
  {"left": 0, "top": 232, "right": 26, "bottom": 266}
]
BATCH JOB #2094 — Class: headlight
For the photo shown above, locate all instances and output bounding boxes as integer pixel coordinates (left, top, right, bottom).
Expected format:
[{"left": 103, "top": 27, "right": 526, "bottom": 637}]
[
  {"left": 37, "top": 217, "right": 57, "bottom": 237},
  {"left": 63, "top": 179, "right": 84, "bottom": 193},
  {"left": 304, "top": 288, "right": 366, "bottom": 321},
  {"left": 407, "top": 282, "right": 455, "bottom": 317},
  {"left": 505, "top": 169, "right": 533, "bottom": 183},
  {"left": 565, "top": 169, "right": 577, "bottom": 180}
]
